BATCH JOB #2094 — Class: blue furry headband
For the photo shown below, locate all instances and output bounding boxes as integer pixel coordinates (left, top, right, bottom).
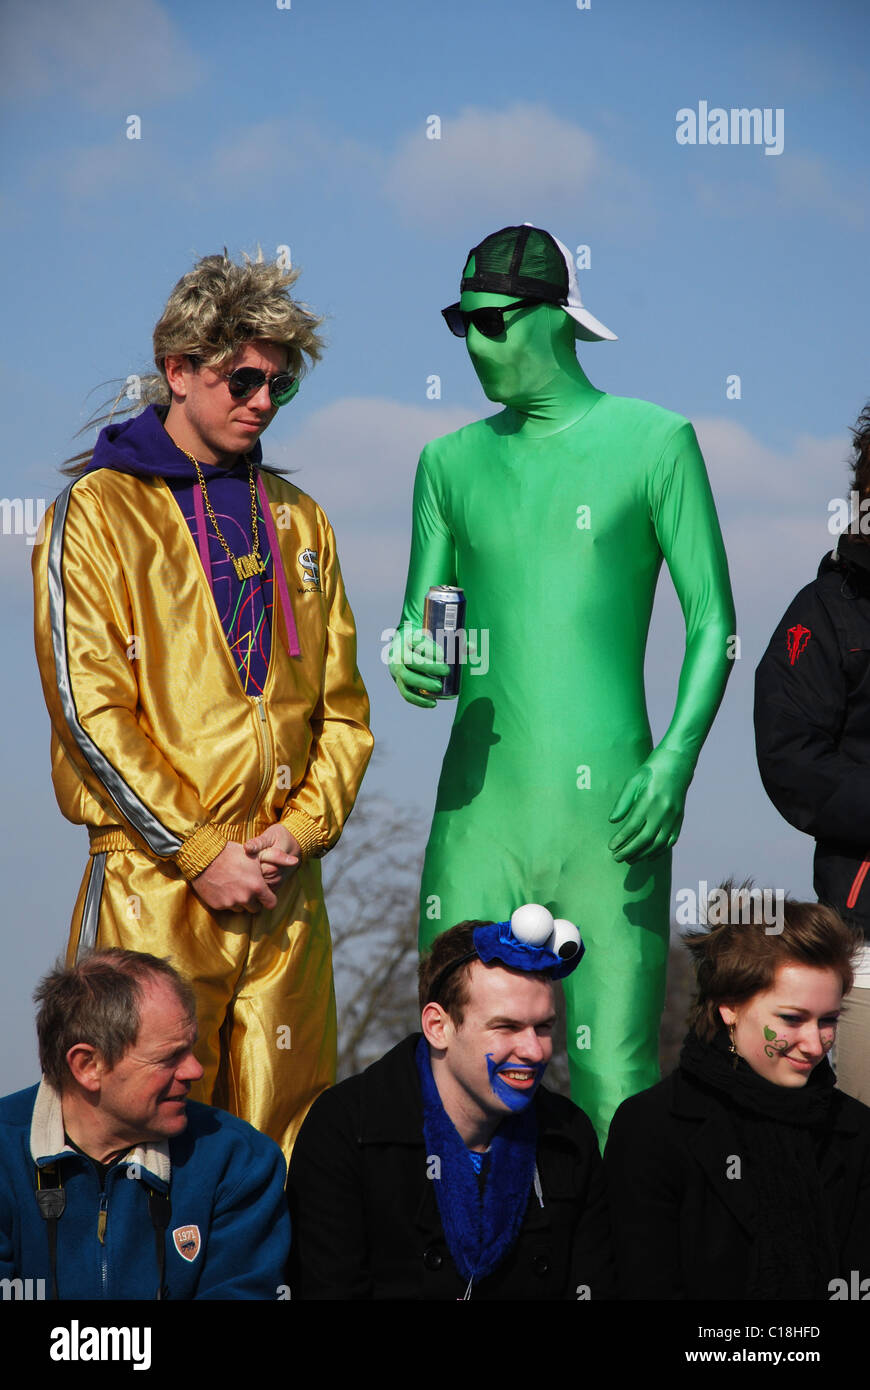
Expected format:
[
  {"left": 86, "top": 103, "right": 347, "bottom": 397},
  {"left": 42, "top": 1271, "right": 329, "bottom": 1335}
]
[{"left": 429, "top": 904, "right": 584, "bottom": 1002}]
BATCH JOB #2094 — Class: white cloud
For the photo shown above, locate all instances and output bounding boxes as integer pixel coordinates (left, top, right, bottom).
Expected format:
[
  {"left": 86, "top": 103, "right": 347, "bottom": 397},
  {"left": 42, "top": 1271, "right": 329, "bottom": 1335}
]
[
  {"left": 205, "top": 120, "right": 380, "bottom": 198},
  {"left": 684, "top": 416, "right": 849, "bottom": 647},
  {"left": 382, "top": 102, "right": 646, "bottom": 230},
  {"left": 56, "top": 138, "right": 163, "bottom": 201},
  {"left": 209, "top": 120, "right": 297, "bottom": 184},
  {"left": 688, "top": 155, "right": 864, "bottom": 228},
  {"left": 695, "top": 416, "right": 847, "bottom": 514},
  {"left": 41, "top": 115, "right": 372, "bottom": 209},
  {"left": 772, "top": 154, "right": 863, "bottom": 228},
  {"left": 268, "top": 396, "right": 477, "bottom": 600},
  {"left": 0, "top": 0, "right": 205, "bottom": 109}
]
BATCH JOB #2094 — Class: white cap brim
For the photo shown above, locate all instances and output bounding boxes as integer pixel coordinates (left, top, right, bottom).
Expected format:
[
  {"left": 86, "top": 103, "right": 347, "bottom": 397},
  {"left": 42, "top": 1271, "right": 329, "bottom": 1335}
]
[
  {"left": 565, "top": 305, "right": 618, "bottom": 342},
  {"left": 549, "top": 229, "right": 618, "bottom": 342}
]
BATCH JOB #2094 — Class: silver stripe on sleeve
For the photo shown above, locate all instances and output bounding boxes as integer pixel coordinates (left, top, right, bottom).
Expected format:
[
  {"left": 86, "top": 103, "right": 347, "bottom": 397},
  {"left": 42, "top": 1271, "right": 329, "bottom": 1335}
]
[
  {"left": 47, "top": 483, "right": 182, "bottom": 857},
  {"left": 76, "top": 852, "right": 107, "bottom": 959}
]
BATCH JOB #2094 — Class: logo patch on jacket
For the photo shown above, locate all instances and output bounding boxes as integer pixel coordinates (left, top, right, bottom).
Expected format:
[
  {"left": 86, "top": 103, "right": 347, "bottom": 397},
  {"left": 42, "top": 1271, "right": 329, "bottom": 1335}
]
[
  {"left": 172, "top": 1225, "right": 201, "bottom": 1262},
  {"left": 786, "top": 624, "right": 811, "bottom": 665},
  {"left": 298, "top": 547, "right": 321, "bottom": 591}
]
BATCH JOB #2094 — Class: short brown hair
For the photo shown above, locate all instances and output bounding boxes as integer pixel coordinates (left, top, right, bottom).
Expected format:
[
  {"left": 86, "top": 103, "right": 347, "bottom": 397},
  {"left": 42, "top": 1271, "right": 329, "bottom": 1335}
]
[
  {"left": 417, "top": 921, "right": 495, "bottom": 1025},
  {"left": 685, "top": 890, "right": 859, "bottom": 1043},
  {"left": 34, "top": 949, "right": 197, "bottom": 1090}
]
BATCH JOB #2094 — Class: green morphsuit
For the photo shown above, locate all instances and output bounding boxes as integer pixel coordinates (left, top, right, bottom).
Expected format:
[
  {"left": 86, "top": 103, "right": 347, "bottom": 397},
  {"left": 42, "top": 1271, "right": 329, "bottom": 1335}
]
[{"left": 391, "top": 226, "right": 735, "bottom": 1146}]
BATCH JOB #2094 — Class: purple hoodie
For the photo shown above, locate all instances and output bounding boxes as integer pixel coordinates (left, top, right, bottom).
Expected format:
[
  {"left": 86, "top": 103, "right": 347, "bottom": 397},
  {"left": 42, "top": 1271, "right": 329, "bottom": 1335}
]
[{"left": 85, "top": 404, "right": 275, "bottom": 694}]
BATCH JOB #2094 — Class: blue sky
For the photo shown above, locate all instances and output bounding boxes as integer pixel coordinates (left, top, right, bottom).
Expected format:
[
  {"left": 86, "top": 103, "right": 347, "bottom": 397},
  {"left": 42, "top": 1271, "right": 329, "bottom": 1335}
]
[{"left": 0, "top": 0, "right": 867, "bottom": 1088}]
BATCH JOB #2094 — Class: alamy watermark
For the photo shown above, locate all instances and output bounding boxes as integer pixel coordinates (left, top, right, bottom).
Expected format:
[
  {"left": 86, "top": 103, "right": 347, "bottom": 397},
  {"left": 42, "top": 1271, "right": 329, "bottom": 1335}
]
[
  {"left": 676, "top": 102, "right": 784, "bottom": 156},
  {"left": 0, "top": 497, "right": 46, "bottom": 546},
  {"left": 50, "top": 1321, "right": 151, "bottom": 1369},
  {"left": 1, "top": 1276, "right": 45, "bottom": 1300},
  {"left": 675, "top": 881, "right": 785, "bottom": 934},
  {"left": 829, "top": 1270, "right": 870, "bottom": 1299},
  {"left": 828, "top": 492, "right": 870, "bottom": 535},
  {"left": 381, "top": 625, "right": 490, "bottom": 676}
]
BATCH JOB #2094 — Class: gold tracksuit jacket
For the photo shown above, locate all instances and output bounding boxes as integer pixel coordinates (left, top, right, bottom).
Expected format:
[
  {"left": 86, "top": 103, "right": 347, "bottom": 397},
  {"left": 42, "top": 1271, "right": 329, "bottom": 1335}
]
[{"left": 32, "top": 463, "right": 373, "bottom": 1156}]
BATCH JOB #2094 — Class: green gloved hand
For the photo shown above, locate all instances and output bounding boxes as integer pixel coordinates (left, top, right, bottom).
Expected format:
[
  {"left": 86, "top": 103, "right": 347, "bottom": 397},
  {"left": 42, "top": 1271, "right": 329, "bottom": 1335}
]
[
  {"left": 388, "top": 624, "right": 450, "bottom": 709},
  {"left": 608, "top": 747, "right": 696, "bottom": 863}
]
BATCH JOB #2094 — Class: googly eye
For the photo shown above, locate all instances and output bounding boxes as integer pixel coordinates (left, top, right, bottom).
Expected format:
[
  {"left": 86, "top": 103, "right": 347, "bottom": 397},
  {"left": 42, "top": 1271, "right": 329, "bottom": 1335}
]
[
  {"left": 510, "top": 903, "right": 555, "bottom": 946},
  {"left": 548, "top": 918, "right": 582, "bottom": 959}
]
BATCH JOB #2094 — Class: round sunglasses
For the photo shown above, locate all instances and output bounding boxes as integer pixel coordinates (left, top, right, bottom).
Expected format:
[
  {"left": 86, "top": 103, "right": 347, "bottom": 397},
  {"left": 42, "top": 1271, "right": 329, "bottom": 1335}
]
[
  {"left": 441, "top": 297, "right": 548, "bottom": 339},
  {"left": 186, "top": 356, "right": 299, "bottom": 407},
  {"left": 222, "top": 366, "right": 299, "bottom": 407}
]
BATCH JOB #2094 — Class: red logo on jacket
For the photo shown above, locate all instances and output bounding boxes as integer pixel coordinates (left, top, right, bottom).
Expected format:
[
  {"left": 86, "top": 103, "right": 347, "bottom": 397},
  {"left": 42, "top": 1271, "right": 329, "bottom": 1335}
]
[{"left": 786, "top": 624, "right": 811, "bottom": 665}]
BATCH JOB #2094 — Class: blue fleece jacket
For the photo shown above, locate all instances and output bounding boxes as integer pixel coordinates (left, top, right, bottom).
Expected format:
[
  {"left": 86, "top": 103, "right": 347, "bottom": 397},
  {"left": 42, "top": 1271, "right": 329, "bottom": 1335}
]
[{"left": 0, "top": 1082, "right": 289, "bottom": 1300}]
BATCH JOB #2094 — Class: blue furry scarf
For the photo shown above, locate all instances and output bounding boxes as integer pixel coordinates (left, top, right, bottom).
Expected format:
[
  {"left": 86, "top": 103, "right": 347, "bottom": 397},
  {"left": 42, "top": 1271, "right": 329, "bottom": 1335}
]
[{"left": 415, "top": 1036, "right": 538, "bottom": 1285}]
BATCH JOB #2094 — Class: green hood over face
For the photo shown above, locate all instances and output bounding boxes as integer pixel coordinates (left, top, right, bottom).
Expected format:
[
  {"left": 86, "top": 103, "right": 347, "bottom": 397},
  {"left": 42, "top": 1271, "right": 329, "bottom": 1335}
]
[
  {"left": 459, "top": 289, "right": 602, "bottom": 434},
  {"left": 460, "top": 290, "right": 564, "bottom": 406}
]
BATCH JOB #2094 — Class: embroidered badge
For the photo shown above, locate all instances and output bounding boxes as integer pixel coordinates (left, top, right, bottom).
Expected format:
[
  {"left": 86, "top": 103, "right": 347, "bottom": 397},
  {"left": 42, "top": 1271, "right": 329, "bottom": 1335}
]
[
  {"left": 172, "top": 1225, "right": 201, "bottom": 1262},
  {"left": 786, "top": 624, "right": 811, "bottom": 665},
  {"left": 298, "top": 547, "right": 321, "bottom": 590}
]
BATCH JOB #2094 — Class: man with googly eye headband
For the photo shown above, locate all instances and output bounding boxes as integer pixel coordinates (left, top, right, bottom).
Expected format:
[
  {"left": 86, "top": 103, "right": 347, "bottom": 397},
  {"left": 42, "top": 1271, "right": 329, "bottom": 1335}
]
[
  {"left": 427, "top": 903, "right": 585, "bottom": 1001},
  {"left": 287, "top": 904, "right": 614, "bottom": 1301}
]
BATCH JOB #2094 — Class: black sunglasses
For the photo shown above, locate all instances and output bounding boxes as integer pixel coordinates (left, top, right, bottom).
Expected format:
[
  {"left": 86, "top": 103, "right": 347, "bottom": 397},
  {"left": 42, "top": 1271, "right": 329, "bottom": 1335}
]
[
  {"left": 187, "top": 357, "right": 299, "bottom": 407},
  {"left": 441, "top": 297, "right": 547, "bottom": 339},
  {"left": 223, "top": 366, "right": 299, "bottom": 407}
]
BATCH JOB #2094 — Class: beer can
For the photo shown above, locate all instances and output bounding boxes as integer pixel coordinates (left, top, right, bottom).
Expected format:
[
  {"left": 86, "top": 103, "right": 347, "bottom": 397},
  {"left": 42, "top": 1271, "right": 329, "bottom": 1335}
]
[{"left": 423, "top": 586, "right": 466, "bottom": 699}]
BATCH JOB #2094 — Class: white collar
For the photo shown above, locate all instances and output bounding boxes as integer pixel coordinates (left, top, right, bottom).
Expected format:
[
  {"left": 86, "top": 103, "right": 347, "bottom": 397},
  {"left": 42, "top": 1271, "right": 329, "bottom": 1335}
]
[{"left": 30, "top": 1077, "right": 171, "bottom": 1186}]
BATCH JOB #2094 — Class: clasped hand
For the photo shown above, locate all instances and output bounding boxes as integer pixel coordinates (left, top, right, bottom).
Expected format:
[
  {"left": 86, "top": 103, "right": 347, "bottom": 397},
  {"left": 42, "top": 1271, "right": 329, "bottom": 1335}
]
[{"left": 192, "top": 823, "right": 302, "bottom": 913}]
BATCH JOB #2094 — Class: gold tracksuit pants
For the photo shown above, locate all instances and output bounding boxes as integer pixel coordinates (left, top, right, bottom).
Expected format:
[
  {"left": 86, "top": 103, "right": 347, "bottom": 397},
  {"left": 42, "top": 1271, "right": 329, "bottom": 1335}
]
[{"left": 67, "top": 847, "right": 336, "bottom": 1161}]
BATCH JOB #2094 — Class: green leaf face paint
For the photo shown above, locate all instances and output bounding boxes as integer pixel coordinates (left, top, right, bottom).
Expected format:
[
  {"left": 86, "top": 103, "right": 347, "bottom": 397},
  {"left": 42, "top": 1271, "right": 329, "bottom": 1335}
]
[{"left": 763, "top": 1024, "right": 789, "bottom": 1058}]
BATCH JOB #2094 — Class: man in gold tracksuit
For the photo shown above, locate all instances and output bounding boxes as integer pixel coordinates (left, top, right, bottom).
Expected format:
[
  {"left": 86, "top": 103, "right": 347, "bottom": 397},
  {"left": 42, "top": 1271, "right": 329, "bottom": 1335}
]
[{"left": 32, "top": 253, "right": 373, "bottom": 1159}]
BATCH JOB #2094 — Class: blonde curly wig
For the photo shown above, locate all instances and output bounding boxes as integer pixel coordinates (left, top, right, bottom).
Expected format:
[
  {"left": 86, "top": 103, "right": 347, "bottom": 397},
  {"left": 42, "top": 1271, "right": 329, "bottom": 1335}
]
[{"left": 64, "top": 248, "right": 323, "bottom": 472}]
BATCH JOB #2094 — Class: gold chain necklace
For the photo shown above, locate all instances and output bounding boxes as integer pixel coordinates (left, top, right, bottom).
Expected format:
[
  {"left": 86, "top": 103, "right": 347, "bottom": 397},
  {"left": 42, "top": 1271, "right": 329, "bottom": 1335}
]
[{"left": 183, "top": 449, "right": 265, "bottom": 581}]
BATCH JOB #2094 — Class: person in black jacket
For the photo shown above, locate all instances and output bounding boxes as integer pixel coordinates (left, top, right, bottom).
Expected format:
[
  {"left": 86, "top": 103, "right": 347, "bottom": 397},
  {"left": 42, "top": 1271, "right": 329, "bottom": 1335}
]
[
  {"left": 286, "top": 909, "right": 614, "bottom": 1300},
  {"left": 604, "top": 895, "right": 870, "bottom": 1300},
  {"left": 755, "top": 402, "right": 870, "bottom": 1102}
]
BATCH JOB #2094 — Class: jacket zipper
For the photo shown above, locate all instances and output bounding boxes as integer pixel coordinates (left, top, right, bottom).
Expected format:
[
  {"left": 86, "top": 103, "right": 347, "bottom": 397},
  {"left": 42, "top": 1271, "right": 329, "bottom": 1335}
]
[
  {"left": 245, "top": 696, "right": 273, "bottom": 840},
  {"left": 98, "top": 1192, "right": 108, "bottom": 1297},
  {"left": 847, "top": 859, "right": 870, "bottom": 911}
]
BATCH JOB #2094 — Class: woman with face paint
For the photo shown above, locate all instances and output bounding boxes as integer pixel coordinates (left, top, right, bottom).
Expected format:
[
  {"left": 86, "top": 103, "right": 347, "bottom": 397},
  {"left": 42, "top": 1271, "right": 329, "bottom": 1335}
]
[{"left": 603, "top": 891, "right": 870, "bottom": 1300}]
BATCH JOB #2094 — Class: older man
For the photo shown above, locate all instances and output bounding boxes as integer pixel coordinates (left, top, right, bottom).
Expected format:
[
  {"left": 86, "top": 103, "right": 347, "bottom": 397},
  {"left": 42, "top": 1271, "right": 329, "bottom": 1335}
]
[
  {"left": 32, "top": 251, "right": 373, "bottom": 1157},
  {"left": 0, "top": 950, "right": 289, "bottom": 1300},
  {"left": 287, "top": 908, "right": 613, "bottom": 1299}
]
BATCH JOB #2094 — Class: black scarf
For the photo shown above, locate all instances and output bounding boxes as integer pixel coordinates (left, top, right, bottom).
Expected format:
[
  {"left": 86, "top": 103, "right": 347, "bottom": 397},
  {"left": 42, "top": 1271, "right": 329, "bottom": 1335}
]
[{"left": 679, "top": 1029, "right": 839, "bottom": 1299}]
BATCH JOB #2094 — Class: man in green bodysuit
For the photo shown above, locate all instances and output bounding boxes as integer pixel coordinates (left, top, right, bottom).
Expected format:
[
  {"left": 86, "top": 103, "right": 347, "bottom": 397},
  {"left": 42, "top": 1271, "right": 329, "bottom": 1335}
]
[{"left": 390, "top": 225, "right": 735, "bottom": 1145}]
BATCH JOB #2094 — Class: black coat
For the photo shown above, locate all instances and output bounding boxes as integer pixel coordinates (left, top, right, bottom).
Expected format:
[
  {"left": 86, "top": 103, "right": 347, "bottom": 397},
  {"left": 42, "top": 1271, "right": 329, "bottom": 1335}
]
[
  {"left": 603, "top": 1066, "right": 870, "bottom": 1300},
  {"left": 755, "top": 537, "right": 870, "bottom": 933},
  {"left": 286, "top": 1034, "right": 614, "bottom": 1300}
]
